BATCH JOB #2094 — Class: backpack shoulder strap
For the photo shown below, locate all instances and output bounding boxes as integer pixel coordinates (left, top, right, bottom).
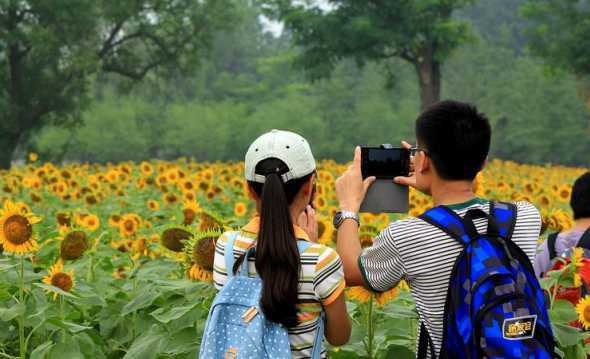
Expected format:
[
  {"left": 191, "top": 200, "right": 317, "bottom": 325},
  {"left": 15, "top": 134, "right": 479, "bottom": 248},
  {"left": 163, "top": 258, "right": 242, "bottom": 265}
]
[
  {"left": 576, "top": 227, "right": 590, "bottom": 251},
  {"left": 224, "top": 231, "right": 240, "bottom": 278},
  {"left": 419, "top": 206, "right": 471, "bottom": 247},
  {"left": 547, "top": 233, "right": 559, "bottom": 261},
  {"left": 489, "top": 201, "right": 517, "bottom": 240}
]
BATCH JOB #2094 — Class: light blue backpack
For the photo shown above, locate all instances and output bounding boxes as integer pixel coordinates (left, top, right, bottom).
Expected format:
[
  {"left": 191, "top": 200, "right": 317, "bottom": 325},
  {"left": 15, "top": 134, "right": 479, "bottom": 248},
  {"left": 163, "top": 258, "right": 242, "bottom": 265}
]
[{"left": 199, "top": 232, "right": 325, "bottom": 359}]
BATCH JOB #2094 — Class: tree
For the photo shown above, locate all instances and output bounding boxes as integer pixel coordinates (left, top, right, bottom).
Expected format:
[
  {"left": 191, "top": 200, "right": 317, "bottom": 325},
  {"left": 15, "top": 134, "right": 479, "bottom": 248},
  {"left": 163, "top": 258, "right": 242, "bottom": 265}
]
[
  {"left": 264, "top": 0, "right": 474, "bottom": 111},
  {"left": 0, "top": 0, "right": 235, "bottom": 168},
  {"left": 522, "top": 0, "right": 590, "bottom": 127}
]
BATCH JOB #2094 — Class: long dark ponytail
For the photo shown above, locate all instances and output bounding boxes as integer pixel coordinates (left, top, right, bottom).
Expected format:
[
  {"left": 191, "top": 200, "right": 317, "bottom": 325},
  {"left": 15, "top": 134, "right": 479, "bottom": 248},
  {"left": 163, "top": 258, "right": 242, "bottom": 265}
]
[{"left": 235, "top": 158, "right": 312, "bottom": 328}]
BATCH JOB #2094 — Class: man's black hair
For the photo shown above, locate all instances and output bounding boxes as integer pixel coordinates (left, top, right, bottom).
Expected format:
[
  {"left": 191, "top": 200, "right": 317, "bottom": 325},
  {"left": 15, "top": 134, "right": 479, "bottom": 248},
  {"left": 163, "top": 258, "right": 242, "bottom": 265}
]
[
  {"left": 416, "top": 100, "right": 491, "bottom": 181},
  {"left": 571, "top": 172, "right": 590, "bottom": 220}
]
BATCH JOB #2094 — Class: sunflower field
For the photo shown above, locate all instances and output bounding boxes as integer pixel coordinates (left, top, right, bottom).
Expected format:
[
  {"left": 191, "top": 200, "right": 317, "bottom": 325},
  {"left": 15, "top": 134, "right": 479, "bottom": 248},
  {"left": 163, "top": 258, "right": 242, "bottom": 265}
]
[{"left": 0, "top": 156, "right": 588, "bottom": 359}]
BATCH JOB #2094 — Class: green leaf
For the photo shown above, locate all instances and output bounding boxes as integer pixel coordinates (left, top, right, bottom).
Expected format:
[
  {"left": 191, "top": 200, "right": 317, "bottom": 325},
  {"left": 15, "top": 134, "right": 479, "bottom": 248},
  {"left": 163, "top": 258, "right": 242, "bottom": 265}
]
[
  {"left": 30, "top": 340, "right": 54, "bottom": 359},
  {"left": 161, "top": 327, "right": 200, "bottom": 355},
  {"left": 150, "top": 303, "right": 198, "bottom": 324},
  {"left": 49, "top": 337, "right": 83, "bottom": 359},
  {"left": 122, "top": 326, "right": 164, "bottom": 359},
  {"left": 121, "top": 288, "right": 161, "bottom": 316},
  {"left": 550, "top": 299, "right": 579, "bottom": 324},
  {"left": 34, "top": 283, "right": 78, "bottom": 299},
  {"left": 552, "top": 322, "right": 584, "bottom": 347},
  {"left": 0, "top": 302, "right": 25, "bottom": 321},
  {"left": 382, "top": 344, "right": 415, "bottom": 359}
]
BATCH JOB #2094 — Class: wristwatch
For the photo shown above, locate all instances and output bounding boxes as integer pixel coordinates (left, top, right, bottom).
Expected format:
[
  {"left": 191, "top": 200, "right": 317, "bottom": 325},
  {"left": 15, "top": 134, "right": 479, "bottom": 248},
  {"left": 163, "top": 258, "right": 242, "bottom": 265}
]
[{"left": 333, "top": 210, "right": 360, "bottom": 229}]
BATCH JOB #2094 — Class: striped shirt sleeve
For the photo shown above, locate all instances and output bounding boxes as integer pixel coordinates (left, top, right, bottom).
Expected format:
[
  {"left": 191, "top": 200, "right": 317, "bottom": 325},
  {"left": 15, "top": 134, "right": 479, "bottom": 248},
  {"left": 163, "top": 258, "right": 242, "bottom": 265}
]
[
  {"left": 313, "top": 246, "right": 345, "bottom": 306},
  {"left": 359, "top": 222, "right": 407, "bottom": 292},
  {"left": 212, "top": 233, "right": 229, "bottom": 291}
]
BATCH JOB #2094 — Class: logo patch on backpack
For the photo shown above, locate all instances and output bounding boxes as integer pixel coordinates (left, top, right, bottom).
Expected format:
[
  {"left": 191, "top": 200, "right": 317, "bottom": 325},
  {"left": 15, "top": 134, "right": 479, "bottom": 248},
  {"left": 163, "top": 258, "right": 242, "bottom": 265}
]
[{"left": 502, "top": 315, "right": 537, "bottom": 340}]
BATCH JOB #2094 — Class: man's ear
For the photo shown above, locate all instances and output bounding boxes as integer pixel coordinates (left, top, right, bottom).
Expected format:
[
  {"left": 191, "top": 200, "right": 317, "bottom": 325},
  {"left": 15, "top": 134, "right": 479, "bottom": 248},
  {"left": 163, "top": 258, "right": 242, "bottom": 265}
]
[{"left": 418, "top": 153, "right": 430, "bottom": 174}]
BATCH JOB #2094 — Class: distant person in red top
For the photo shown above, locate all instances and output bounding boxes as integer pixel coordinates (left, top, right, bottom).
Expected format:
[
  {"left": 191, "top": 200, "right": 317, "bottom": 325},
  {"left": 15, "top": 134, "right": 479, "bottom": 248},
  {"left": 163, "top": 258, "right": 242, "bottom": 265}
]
[{"left": 534, "top": 172, "right": 590, "bottom": 277}]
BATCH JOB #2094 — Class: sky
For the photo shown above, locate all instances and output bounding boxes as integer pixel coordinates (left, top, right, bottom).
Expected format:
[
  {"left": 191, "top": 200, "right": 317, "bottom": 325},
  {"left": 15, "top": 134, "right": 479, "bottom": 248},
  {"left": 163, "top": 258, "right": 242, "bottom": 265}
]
[{"left": 259, "top": 0, "right": 335, "bottom": 37}]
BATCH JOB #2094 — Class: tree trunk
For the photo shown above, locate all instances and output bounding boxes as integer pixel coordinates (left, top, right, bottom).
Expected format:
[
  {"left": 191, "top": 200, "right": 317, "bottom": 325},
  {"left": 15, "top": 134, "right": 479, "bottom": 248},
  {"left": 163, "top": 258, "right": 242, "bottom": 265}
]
[
  {"left": 0, "top": 133, "right": 20, "bottom": 169},
  {"left": 414, "top": 49, "right": 441, "bottom": 112}
]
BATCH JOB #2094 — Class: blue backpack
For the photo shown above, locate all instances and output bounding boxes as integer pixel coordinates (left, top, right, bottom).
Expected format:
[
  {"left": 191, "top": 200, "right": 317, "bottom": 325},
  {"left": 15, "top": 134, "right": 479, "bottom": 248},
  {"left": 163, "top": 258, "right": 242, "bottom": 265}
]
[
  {"left": 416, "top": 201, "right": 556, "bottom": 359},
  {"left": 199, "top": 232, "right": 324, "bottom": 359}
]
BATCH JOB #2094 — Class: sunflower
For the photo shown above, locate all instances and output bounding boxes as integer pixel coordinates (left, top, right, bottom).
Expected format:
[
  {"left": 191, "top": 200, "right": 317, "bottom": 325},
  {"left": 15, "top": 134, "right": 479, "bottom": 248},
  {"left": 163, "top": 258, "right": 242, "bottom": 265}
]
[
  {"left": 317, "top": 217, "right": 334, "bottom": 245},
  {"left": 557, "top": 184, "right": 572, "bottom": 202},
  {"left": 85, "top": 194, "right": 98, "bottom": 205},
  {"left": 161, "top": 226, "right": 193, "bottom": 252},
  {"left": 56, "top": 212, "right": 72, "bottom": 227},
  {"left": 198, "top": 209, "right": 226, "bottom": 232},
  {"left": 147, "top": 199, "right": 160, "bottom": 211},
  {"left": 346, "top": 286, "right": 372, "bottom": 304},
  {"left": 375, "top": 287, "right": 399, "bottom": 306},
  {"left": 188, "top": 263, "right": 213, "bottom": 282},
  {"left": 119, "top": 214, "right": 140, "bottom": 238},
  {"left": 140, "top": 161, "right": 153, "bottom": 177},
  {"left": 183, "top": 191, "right": 196, "bottom": 203},
  {"left": 185, "top": 230, "right": 221, "bottom": 271},
  {"left": 0, "top": 200, "right": 41, "bottom": 254},
  {"left": 29, "top": 152, "right": 38, "bottom": 162},
  {"left": 577, "top": 295, "right": 590, "bottom": 330},
  {"left": 183, "top": 201, "right": 200, "bottom": 225},
  {"left": 163, "top": 192, "right": 179, "bottom": 206},
  {"left": 107, "top": 216, "right": 122, "bottom": 231},
  {"left": 314, "top": 195, "right": 328, "bottom": 211},
  {"left": 42, "top": 260, "right": 75, "bottom": 300},
  {"left": 573, "top": 248, "right": 585, "bottom": 269},
  {"left": 179, "top": 179, "right": 195, "bottom": 192},
  {"left": 80, "top": 214, "right": 100, "bottom": 232},
  {"left": 234, "top": 202, "right": 247, "bottom": 218},
  {"left": 60, "top": 230, "right": 89, "bottom": 260}
]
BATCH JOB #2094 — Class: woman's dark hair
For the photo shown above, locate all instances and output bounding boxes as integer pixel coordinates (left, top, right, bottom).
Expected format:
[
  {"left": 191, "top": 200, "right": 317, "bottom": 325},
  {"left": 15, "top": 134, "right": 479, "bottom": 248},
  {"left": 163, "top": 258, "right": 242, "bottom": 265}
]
[
  {"left": 234, "top": 158, "right": 312, "bottom": 328},
  {"left": 416, "top": 100, "right": 491, "bottom": 181},
  {"left": 571, "top": 172, "right": 590, "bottom": 220}
]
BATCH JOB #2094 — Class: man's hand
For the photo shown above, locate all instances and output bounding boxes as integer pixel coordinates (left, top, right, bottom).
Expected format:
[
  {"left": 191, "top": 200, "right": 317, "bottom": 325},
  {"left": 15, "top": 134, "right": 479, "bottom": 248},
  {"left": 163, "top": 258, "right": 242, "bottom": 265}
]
[
  {"left": 336, "top": 146, "right": 376, "bottom": 213},
  {"left": 394, "top": 140, "right": 417, "bottom": 189},
  {"left": 297, "top": 205, "right": 318, "bottom": 243}
]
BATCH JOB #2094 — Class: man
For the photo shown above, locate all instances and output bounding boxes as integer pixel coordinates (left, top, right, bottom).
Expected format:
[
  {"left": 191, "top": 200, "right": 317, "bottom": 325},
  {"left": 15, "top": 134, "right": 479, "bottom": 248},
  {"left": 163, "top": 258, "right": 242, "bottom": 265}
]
[
  {"left": 334, "top": 100, "right": 542, "bottom": 358},
  {"left": 534, "top": 171, "right": 590, "bottom": 277}
]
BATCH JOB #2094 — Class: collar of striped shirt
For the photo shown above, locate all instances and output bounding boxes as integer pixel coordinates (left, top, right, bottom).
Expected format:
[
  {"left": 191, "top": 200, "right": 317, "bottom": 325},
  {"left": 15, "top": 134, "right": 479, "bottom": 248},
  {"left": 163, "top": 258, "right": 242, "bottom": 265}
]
[{"left": 242, "top": 216, "right": 312, "bottom": 242}]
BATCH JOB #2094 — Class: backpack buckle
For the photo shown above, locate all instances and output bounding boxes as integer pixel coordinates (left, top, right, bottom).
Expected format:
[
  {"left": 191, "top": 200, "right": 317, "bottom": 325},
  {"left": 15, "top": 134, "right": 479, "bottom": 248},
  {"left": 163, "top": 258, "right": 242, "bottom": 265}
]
[
  {"left": 242, "top": 306, "right": 258, "bottom": 323},
  {"left": 225, "top": 348, "right": 237, "bottom": 359}
]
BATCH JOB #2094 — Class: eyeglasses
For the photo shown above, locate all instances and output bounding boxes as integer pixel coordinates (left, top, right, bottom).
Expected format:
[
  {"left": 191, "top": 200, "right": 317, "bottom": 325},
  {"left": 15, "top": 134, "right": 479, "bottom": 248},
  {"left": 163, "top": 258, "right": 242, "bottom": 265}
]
[{"left": 410, "top": 147, "right": 429, "bottom": 157}]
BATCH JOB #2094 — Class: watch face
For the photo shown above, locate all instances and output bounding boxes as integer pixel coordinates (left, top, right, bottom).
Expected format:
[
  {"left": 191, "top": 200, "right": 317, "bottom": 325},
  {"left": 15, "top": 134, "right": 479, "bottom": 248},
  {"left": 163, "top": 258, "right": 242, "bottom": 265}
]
[{"left": 333, "top": 212, "right": 342, "bottom": 228}]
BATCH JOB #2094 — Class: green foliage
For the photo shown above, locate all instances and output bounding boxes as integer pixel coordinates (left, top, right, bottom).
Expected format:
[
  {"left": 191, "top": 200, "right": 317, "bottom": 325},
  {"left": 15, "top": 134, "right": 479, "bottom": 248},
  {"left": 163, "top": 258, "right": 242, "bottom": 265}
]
[
  {"left": 263, "top": 0, "right": 476, "bottom": 109},
  {"left": 522, "top": 0, "right": 590, "bottom": 75},
  {"left": 0, "top": 0, "right": 237, "bottom": 168},
  {"left": 30, "top": 0, "right": 590, "bottom": 166}
]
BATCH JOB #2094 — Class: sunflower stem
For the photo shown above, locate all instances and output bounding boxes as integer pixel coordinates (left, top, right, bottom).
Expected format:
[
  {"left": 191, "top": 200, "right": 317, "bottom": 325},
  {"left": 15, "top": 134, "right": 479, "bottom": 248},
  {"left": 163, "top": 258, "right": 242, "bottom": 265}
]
[
  {"left": 60, "top": 296, "right": 66, "bottom": 343},
  {"left": 17, "top": 256, "right": 25, "bottom": 359},
  {"left": 86, "top": 254, "right": 94, "bottom": 283},
  {"left": 366, "top": 294, "right": 375, "bottom": 359}
]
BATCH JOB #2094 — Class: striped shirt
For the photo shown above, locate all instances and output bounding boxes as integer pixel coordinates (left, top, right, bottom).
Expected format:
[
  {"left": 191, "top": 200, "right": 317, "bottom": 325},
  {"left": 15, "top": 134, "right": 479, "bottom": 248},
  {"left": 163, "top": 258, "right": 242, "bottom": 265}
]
[
  {"left": 213, "top": 217, "right": 345, "bottom": 358},
  {"left": 359, "top": 199, "right": 541, "bottom": 358}
]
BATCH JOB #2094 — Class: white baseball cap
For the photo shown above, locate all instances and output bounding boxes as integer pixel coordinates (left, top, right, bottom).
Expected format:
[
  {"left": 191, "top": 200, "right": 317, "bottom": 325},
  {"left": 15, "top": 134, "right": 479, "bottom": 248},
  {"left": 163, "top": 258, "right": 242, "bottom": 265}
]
[{"left": 245, "top": 129, "right": 316, "bottom": 183}]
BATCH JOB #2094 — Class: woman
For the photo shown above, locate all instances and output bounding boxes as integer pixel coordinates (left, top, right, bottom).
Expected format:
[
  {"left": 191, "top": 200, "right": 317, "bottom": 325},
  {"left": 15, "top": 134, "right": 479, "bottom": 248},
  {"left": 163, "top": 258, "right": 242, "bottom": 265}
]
[{"left": 212, "top": 129, "right": 351, "bottom": 358}]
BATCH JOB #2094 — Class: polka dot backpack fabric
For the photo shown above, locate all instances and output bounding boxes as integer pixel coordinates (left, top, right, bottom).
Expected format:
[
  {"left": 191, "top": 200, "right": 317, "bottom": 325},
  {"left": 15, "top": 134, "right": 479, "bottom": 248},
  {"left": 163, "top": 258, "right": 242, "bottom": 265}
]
[{"left": 199, "top": 232, "right": 324, "bottom": 358}]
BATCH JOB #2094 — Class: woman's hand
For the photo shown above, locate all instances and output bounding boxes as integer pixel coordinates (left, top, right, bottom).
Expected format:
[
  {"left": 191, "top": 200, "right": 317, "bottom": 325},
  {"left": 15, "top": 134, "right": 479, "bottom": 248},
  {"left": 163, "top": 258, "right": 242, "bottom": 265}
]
[
  {"left": 335, "top": 146, "right": 376, "bottom": 213},
  {"left": 298, "top": 205, "right": 318, "bottom": 243}
]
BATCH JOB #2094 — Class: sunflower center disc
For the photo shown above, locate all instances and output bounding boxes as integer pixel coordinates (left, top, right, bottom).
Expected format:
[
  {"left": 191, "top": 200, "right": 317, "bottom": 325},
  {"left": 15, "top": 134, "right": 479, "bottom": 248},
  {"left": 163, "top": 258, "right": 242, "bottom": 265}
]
[
  {"left": 3, "top": 215, "right": 32, "bottom": 245},
  {"left": 584, "top": 304, "right": 590, "bottom": 323},
  {"left": 51, "top": 272, "right": 73, "bottom": 292}
]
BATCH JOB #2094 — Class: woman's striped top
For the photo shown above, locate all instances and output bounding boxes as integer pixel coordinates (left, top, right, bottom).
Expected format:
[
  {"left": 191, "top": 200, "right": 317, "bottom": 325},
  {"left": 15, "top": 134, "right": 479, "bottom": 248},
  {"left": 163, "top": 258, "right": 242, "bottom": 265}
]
[{"left": 213, "top": 217, "right": 345, "bottom": 358}]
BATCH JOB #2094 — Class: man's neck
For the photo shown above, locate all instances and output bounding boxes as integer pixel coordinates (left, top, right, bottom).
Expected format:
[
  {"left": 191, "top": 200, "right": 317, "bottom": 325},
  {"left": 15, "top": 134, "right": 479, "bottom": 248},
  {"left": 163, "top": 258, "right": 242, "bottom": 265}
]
[
  {"left": 572, "top": 218, "right": 590, "bottom": 232},
  {"left": 431, "top": 179, "right": 477, "bottom": 207}
]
